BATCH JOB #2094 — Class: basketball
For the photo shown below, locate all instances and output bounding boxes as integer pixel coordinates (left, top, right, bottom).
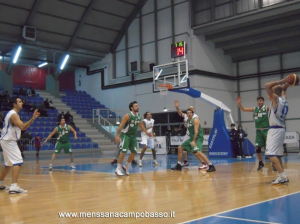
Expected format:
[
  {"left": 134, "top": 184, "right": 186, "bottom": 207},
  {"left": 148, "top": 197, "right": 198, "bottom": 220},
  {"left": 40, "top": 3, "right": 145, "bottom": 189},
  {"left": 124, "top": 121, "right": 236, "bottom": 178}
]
[{"left": 286, "top": 74, "right": 299, "bottom": 86}]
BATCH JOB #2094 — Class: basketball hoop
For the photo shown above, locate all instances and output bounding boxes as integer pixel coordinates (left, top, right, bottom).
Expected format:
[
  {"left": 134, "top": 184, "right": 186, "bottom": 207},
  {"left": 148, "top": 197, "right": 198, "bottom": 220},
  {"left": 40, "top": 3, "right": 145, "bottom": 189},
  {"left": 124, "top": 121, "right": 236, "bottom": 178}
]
[{"left": 157, "top": 84, "right": 172, "bottom": 97}]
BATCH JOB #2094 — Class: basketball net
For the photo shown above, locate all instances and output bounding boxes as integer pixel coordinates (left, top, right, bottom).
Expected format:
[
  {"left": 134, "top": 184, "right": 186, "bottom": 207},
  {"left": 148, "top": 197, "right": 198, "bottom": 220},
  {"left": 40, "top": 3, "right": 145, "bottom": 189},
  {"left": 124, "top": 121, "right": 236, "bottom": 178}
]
[{"left": 157, "top": 84, "right": 172, "bottom": 98}]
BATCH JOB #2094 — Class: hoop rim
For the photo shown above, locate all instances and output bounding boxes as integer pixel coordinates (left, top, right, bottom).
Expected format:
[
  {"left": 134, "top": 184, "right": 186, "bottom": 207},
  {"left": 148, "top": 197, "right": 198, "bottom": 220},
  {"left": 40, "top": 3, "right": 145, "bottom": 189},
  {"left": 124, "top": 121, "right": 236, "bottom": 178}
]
[{"left": 157, "top": 83, "right": 173, "bottom": 90}]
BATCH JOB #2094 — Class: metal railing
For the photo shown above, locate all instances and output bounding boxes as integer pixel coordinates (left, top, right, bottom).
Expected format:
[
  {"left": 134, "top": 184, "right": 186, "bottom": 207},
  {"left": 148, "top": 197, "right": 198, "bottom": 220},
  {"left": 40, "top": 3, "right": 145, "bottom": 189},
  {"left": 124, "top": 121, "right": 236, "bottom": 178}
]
[{"left": 93, "top": 109, "right": 127, "bottom": 135}]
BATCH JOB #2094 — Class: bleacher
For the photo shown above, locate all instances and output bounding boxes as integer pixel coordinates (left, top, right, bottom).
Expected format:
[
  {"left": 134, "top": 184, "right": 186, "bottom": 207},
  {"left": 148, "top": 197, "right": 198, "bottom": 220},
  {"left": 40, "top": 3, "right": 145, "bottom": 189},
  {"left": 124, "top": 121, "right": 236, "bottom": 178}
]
[
  {"left": 1, "top": 86, "right": 99, "bottom": 150},
  {"left": 61, "top": 90, "right": 116, "bottom": 118}
]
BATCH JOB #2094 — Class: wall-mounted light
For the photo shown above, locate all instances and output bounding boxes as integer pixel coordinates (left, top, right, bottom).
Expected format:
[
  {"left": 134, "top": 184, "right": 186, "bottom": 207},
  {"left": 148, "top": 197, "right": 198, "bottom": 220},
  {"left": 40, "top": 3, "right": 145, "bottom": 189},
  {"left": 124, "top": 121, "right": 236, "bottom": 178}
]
[
  {"left": 60, "top": 54, "right": 69, "bottom": 70},
  {"left": 38, "top": 62, "right": 48, "bottom": 68},
  {"left": 163, "top": 108, "right": 168, "bottom": 112},
  {"left": 13, "top": 46, "right": 22, "bottom": 64}
]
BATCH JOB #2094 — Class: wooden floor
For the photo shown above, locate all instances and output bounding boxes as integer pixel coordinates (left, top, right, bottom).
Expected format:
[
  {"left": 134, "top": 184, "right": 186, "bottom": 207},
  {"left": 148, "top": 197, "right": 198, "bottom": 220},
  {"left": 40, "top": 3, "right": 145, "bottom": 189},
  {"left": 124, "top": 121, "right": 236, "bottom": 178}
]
[{"left": 0, "top": 154, "right": 300, "bottom": 224}]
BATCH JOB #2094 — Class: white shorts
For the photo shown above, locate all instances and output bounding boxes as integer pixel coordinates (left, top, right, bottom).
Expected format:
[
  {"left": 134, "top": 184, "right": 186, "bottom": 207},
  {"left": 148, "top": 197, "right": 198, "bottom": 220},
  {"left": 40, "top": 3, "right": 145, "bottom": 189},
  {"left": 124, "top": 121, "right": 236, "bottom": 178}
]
[
  {"left": 265, "top": 128, "right": 285, "bottom": 157},
  {"left": 0, "top": 140, "right": 23, "bottom": 166},
  {"left": 140, "top": 136, "right": 154, "bottom": 149}
]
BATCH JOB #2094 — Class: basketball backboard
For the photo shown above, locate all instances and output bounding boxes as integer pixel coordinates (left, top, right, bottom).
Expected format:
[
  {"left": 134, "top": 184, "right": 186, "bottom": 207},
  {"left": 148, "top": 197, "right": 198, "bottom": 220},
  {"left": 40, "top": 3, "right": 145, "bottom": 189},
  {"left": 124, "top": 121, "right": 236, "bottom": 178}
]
[{"left": 153, "top": 60, "right": 189, "bottom": 93}]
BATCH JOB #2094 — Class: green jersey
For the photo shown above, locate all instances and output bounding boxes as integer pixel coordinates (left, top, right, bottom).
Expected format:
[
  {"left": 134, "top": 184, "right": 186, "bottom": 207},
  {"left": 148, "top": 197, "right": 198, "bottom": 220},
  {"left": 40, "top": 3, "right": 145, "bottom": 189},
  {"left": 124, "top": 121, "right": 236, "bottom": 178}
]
[
  {"left": 187, "top": 117, "right": 203, "bottom": 139},
  {"left": 57, "top": 124, "right": 70, "bottom": 143},
  {"left": 253, "top": 105, "right": 269, "bottom": 129},
  {"left": 121, "top": 112, "right": 141, "bottom": 136}
]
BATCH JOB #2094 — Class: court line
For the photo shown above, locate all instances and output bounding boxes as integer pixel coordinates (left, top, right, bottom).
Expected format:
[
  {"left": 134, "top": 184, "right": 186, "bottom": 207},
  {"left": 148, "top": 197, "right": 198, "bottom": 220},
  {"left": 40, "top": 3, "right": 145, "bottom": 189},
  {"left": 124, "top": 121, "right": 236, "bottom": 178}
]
[
  {"left": 180, "top": 191, "right": 300, "bottom": 224},
  {"left": 214, "top": 215, "right": 282, "bottom": 224}
]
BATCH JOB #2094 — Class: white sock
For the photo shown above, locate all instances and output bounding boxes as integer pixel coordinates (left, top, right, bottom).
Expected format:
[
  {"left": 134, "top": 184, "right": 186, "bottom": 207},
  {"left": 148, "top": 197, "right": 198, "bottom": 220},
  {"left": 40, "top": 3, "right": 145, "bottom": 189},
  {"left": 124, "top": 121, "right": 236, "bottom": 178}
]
[
  {"left": 126, "top": 162, "right": 131, "bottom": 167},
  {"left": 0, "top": 181, "right": 3, "bottom": 185},
  {"left": 117, "top": 163, "right": 122, "bottom": 169},
  {"left": 49, "top": 164, "right": 52, "bottom": 166},
  {"left": 153, "top": 160, "right": 157, "bottom": 162},
  {"left": 279, "top": 172, "right": 287, "bottom": 178},
  {"left": 139, "top": 160, "right": 142, "bottom": 163},
  {"left": 177, "top": 162, "right": 181, "bottom": 165},
  {"left": 209, "top": 163, "right": 212, "bottom": 165},
  {"left": 11, "top": 183, "right": 17, "bottom": 187}
]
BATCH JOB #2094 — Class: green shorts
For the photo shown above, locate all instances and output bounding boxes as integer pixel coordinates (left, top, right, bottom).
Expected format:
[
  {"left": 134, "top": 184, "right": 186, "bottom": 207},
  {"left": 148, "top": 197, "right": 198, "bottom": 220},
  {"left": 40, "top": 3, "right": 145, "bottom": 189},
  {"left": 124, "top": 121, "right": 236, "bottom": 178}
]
[
  {"left": 55, "top": 142, "right": 72, "bottom": 154},
  {"left": 181, "top": 138, "right": 203, "bottom": 153},
  {"left": 255, "top": 129, "right": 268, "bottom": 147},
  {"left": 120, "top": 134, "right": 137, "bottom": 154}
]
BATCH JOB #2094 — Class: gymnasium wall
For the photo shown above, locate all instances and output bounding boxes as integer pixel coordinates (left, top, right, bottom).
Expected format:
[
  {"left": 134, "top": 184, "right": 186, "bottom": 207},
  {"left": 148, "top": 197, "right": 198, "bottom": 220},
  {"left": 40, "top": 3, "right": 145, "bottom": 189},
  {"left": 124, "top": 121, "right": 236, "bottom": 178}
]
[{"left": 75, "top": 0, "right": 235, "bottom": 129}]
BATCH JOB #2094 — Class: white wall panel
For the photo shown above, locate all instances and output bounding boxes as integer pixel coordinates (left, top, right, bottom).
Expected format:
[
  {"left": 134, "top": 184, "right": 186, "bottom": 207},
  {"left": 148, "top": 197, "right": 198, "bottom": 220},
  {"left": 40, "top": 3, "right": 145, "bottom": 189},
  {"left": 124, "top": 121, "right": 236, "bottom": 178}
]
[
  {"left": 116, "top": 50, "right": 126, "bottom": 78},
  {"left": 158, "top": 38, "right": 172, "bottom": 65},
  {"left": 174, "top": 1, "right": 189, "bottom": 35},
  {"left": 239, "top": 78, "right": 258, "bottom": 91},
  {"left": 260, "top": 74, "right": 281, "bottom": 89},
  {"left": 282, "top": 52, "right": 300, "bottom": 69},
  {"left": 142, "top": 13, "right": 155, "bottom": 43},
  {"left": 157, "top": 8, "right": 172, "bottom": 39},
  {"left": 142, "top": 0, "right": 154, "bottom": 15},
  {"left": 157, "top": 0, "right": 171, "bottom": 9},
  {"left": 142, "top": 43, "right": 155, "bottom": 71},
  {"left": 239, "top": 59, "right": 257, "bottom": 76},
  {"left": 260, "top": 55, "right": 280, "bottom": 72},
  {"left": 116, "top": 36, "right": 125, "bottom": 51},
  {"left": 128, "top": 18, "right": 139, "bottom": 48}
]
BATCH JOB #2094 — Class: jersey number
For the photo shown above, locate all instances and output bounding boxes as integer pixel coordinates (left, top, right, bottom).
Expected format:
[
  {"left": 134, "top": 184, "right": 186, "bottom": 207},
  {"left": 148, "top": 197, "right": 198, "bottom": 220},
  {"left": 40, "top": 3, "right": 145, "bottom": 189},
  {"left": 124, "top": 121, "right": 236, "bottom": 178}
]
[{"left": 280, "top": 105, "right": 289, "bottom": 118}]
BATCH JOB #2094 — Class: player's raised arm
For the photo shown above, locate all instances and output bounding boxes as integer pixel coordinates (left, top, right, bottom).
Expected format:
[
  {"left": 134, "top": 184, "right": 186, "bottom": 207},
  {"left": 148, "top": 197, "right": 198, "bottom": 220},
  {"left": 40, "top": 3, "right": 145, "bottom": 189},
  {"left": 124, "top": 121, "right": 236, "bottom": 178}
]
[
  {"left": 265, "top": 78, "right": 287, "bottom": 107},
  {"left": 11, "top": 109, "right": 40, "bottom": 130},
  {"left": 115, "top": 114, "right": 130, "bottom": 143},
  {"left": 236, "top": 96, "right": 254, "bottom": 112},
  {"left": 174, "top": 100, "right": 185, "bottom": 117},
  {"left": 43, "top": 127, "right": 58, "bottom": 145}
]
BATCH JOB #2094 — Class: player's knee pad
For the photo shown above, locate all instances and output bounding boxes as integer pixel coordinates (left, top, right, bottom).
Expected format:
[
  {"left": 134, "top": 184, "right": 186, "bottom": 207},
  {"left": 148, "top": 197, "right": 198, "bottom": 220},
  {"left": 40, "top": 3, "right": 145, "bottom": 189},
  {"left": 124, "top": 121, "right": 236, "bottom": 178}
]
[{"left": 256, "top": 147, "right": 262, "bottom": 153}]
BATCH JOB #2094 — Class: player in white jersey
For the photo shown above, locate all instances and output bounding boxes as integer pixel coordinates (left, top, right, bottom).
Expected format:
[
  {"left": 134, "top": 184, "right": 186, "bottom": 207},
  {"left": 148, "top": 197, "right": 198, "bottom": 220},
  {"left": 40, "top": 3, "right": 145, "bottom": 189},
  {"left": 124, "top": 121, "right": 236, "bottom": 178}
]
[
  {"left": 0, "top": 97, "right": 40, "bottom": 193},
  {"left": 265, "top": 78, "right": 290, "bottom": 185},
  {"left": 139, "top": 112, "right": 158, "bottom": 167},
  {"left": 174, "top": 100, "right": 208, "bottom": 170}
]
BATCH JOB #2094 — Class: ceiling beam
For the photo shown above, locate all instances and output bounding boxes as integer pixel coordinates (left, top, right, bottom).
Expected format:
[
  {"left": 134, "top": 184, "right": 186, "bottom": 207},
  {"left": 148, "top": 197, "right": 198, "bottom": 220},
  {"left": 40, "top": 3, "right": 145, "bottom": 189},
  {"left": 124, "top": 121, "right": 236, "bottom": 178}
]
[
  {"left": 118, "top": 0, "right": 137, "bottom": 6},
  {"left": 67, "top": 0, "right": 97, "bottom": 51},
  {"left": 224, "top": 35, "right": 300, "bottom": 56},
  {"left": 110, "top": 0, "right": 148, "bottom": 53},
  {"left": 216, "top": 25, "right": 300, "bottom": 50},
  {"left": 25, "top": 0, "right": 41, "bottom": 25},
  {"left": 232, "top": 46, "right": 300, "bottom": 62}
]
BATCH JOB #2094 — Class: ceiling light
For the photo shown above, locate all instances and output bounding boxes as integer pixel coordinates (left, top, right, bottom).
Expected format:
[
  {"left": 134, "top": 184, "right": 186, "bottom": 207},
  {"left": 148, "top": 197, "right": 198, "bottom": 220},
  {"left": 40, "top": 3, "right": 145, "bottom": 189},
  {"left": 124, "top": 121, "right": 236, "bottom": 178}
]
[
  {"left": 13, "top": 46, "right": 22, "bottom": 64},
  {"left": 38, "top": 62, "right": 48, "bottom": 68},
  {"left": 60, "top": 54, "right": 69, "bottom": 70},
  {"left": 0, "top": 56, "right": 2, "bottom": 59}
]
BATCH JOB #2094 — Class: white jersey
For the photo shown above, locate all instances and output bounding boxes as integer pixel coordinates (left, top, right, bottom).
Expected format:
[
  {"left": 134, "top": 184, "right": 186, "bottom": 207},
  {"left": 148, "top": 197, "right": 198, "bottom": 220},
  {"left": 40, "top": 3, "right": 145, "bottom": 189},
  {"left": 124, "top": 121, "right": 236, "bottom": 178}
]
[
  {"left": 184, "top": 113, "right": 198, "bottom": 136},
  {"left": 0, "top": 110, "right": 21, "bottom": 141},
  {"left": 141, "top": 118, "right": 154, "bottom": 136},
  {"left": 268, "top": 97, "right": 288, "bottom": 128}
]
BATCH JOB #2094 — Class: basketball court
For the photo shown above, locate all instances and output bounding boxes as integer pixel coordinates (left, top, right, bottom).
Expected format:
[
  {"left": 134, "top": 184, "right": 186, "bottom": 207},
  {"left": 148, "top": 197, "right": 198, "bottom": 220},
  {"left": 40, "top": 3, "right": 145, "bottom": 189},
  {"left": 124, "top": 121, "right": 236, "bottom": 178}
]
[{"left": 1, "top": 152, "right": 300, "bottom": 223}]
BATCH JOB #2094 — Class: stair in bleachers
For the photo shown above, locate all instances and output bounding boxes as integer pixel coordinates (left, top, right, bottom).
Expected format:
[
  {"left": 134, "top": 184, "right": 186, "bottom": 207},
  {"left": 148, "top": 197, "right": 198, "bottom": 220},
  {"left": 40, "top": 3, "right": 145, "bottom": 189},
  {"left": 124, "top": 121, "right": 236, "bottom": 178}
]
[{"left": 44, "top": 90, "right": 117, "bottom": 151}]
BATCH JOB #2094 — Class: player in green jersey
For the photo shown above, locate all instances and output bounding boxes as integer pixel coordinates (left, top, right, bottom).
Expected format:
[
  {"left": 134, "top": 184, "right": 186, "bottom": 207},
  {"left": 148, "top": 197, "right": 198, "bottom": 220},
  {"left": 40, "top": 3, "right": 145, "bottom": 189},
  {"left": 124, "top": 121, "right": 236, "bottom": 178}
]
[
  {"left": 43, "top": 118, "right": 77, "bottom": 170},
  {"left": 114, "top": 101, "right": 151, "bottom": 176},
  {"left": 171, "top": 109, "right": 216, "bottom": 172},
  {"left": 236, "top": 96, "right": 270, "bottom": 170}
]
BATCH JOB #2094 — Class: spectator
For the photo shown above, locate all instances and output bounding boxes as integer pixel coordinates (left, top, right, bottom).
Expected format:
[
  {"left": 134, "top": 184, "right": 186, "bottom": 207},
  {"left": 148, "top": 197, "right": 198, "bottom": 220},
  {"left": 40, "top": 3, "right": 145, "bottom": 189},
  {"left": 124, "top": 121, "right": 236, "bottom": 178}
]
[
  {"left": 64, "top": 111, "right": 73, "bottom": 123},
  {"left": 29, "top": 103, "right": 37, "bottom": 114},
  {"left": 3, "top": 91, "right": 9, "bottom": 100},
  {"left": 19, "top": 87, "right": 27, "bottom": 96},
  {"left": 35, "top": 134, "right": 43, "bottom": 159},
  {"left": 229, "top": 123, "right": 242, "bottom": 158},
  {"left": 237, "top": 125, "right": 247, "bottom": 157},
  {"left": 49, "top": 100, "right": 56, "bottom": 111},
  {"left": 44, "top": 98, "right": 50, "bottom": 109},
  {"left": 27, "top": 88, "right": 32, "bottom": 96},
  {"left": 38, "top": 102, "right": 48, "bottom": 117},
  {"left": 31, "top": 88, "right": 36, "bottom": 97},
  {"left": 57, "top": 111, "right": 64, "bottom": 122}
]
